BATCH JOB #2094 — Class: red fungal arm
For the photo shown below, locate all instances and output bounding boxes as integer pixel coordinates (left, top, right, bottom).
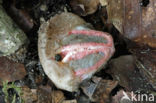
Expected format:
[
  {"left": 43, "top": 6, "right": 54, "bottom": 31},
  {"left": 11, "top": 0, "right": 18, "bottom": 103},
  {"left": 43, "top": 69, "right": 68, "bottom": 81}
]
[
  {"left": 60, "top": 30, "right": 114, "bottom": 79},
  {"left": 60, "top": 43, "right": 112, "bottom": 62},
  {"left": 74, "top": 49, "right": 111, "bottom": 77}
]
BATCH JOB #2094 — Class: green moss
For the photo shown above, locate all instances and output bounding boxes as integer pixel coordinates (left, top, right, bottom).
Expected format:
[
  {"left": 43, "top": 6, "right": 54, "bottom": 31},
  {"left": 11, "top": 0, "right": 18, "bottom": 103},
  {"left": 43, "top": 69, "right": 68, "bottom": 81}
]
[{"left": 2, "top": 81, "right": 24, "bottom": 103}]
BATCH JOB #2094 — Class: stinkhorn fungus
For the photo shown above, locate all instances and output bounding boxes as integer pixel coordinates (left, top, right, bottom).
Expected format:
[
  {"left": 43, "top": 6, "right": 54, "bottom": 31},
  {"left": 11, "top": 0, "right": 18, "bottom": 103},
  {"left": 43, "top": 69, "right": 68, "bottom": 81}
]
[{"left": 38, "top": 12, "right": 115, "bottom": 91}]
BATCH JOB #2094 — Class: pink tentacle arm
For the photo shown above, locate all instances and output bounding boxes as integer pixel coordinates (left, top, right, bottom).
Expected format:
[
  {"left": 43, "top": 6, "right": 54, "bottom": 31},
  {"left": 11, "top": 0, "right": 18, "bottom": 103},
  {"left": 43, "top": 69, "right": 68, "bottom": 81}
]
[
  {"left": 57, "top": 30, "right": 115, "bottom": 78},
  {"left": 75, "top": 49, "right": 111, "bottom": 76}
]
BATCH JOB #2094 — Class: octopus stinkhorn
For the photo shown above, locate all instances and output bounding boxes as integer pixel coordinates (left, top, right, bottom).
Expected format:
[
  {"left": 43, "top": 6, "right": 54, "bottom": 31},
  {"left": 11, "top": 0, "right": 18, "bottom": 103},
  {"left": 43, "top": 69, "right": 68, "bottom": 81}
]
[{"left": 38, "top": 12, "right": 115, "bottom": 91}]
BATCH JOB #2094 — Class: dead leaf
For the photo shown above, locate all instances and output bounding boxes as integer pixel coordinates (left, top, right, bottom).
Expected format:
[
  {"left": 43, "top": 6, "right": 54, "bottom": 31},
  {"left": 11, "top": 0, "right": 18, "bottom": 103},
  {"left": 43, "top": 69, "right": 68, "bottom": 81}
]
[
  {"left": 92, "top": 80, "right": 118, "bottom": 103},
  {"left": 0, "top": 57, "right": 26, "bottom": 85},
  {"left": 107, "top": 55, "right": 153, "bottom": 91},
  {"left": 130, "top": 47, "right": 156, "bottom": 90},
  {"left": 37, "top": 85, "right": 52, "bottom": 103},
  {"left": 22, "top": 87, "right": 37, "bottom": 103},
  {"left": 70, "top": 0, "right": 100, "bottom": 16},
  {"left": 80, "top": 77, "right": 101, "bottom": 100},
  {"left": 77, "top": 94, "right": 90, "bottom": 103},
  {"left": 51, "top": 90, "right": 65, "bottom": 103},
  {"left": 6, "top": 5, "right": 34, "bottom": 33},
  {"left": 106, "top": 0, "right": 156, "bottom": 48},
  {"left": 62, "top": 100, "right": 77, "bottom": 103},
  {"left": 81, "top": 77, "right": 118, "bottom": 103}
]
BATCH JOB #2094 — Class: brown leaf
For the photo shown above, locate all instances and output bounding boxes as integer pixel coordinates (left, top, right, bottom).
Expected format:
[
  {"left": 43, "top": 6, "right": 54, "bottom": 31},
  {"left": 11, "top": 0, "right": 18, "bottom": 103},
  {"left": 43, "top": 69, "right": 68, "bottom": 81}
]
[
  {"left": 80, "top": 77, "right": 118, "bottom": 103},
  {"left": 37, "top": 85, "right": 52, "bottom": 103},
  {"left": 51, "top": 90, "right": 65, "bottom": 103},
  {"left": 92, "top": 80, "right": 118, "bottom": 103},
  {"left": 107, "top": 55, "right": 153, "bottom": 91},
  {"left": 6, "top": 5, "right": 34, "bottom": 33},
  {"left": 80, "top": 77, "right": 102, "bottom": 100},
  {"left": 106, "top": 0, "right": 156, "bottom": 48},
  {"left": 130, "top": 48, "right": 156, "bottom": 90},
  {"left": 70, "top": 0, "right": 100, "bottom": 16},
  {"left": 22, "top": 87, "right": 38, "bottom": 103},
  {"left": 22, "top": 85, "right": 65, "bottom": 103},
  {"left": 62, "top": 100, "right": 77, "bottom": 103},
  {"left": 0, "top": 57, "right": 26, "bottom": 85}
]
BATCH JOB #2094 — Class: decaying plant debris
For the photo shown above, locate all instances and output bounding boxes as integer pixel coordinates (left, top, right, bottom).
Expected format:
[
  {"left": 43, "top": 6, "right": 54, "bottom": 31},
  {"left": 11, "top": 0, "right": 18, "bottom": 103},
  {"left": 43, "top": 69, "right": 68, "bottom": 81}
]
[
  {"left": 0, "top": 0, "right": 156, "bottom": 103},
  {"left": 70, "top": 0, "right": 100, "bottom": 16},
  {"left": 106, "top": 0, "right": 156, "bottom": 48}
]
